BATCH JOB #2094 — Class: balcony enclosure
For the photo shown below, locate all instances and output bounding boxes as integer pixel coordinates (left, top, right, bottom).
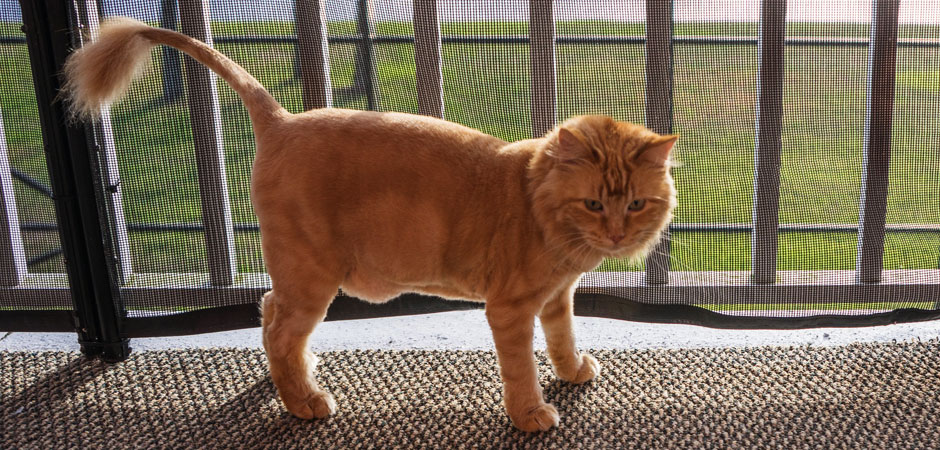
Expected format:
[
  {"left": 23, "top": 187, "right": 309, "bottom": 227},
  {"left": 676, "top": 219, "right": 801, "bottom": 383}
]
[{"left": 0, "top": 0, "right": 937, "bottom": 358}]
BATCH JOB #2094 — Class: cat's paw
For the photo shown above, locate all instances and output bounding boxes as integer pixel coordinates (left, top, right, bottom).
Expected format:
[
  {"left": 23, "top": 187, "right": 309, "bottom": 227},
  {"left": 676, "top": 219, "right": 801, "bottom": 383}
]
[
  {"left": 284, "top": 390, "right": 336, "bottom": 420},
  {"left": 510, "top": 403, "right": 560, "bottom": 432},
  {"left": 557, "top": 353, "right": 601, "bottom": 384}
]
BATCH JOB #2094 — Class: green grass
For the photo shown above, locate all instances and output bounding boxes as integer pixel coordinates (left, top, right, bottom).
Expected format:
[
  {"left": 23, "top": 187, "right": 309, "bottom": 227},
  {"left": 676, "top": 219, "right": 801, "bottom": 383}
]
[{"left": 0, "top": 21, "right": 938, "bottom": 275}]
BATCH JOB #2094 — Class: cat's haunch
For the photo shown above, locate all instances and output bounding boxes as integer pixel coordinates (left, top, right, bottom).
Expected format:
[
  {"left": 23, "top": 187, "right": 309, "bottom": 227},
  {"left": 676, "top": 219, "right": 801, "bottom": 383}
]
[{"left": 65, "top": 17, "right": 676, "bottom": 433}]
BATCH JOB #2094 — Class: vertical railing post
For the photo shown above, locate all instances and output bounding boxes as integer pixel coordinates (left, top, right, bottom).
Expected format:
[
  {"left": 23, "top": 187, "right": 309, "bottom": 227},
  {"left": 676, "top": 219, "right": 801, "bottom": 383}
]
[
  {"left": 856, "top": 0, "right": 900, "bottom": 283},
  {"left": 0, "top": 110, "right": 26, "bottom": 286},
  {"left": 356, "top": 0, "right": 380, "bottom": 110},
  {"left": 179, "top": 0, "right": 237, "bottom": 286},
  {"left": 160, "top": 0, "right": 183, "bottom": 103},
  {"left": 644, "top": 0, "right": 674, "bottom": 285},
  {"left": 20, "top": 0, "right": 128, "bottom": 360},
  {"left": 529, "top": 0, "right": 556, "bottom": 137},
  {"left": 413, "top": 0, "right": 444, "bottom": 118},
  {"left": 77, "top": 0, "right": 134, "bottom": 284},
  {"left": 296, "top": 0, "right": 333, "bottom": 110},
  {"left": 750, "top": 0, "right": 786, "bottom": 284}
]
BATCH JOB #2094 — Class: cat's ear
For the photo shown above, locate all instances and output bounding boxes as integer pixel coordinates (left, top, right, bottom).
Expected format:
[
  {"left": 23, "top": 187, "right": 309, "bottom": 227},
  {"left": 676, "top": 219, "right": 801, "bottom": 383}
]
[
  {"left": 638, "top": 134, "right": 678, "bottom": 167},
  {"left": 551, "top": 127, "right": 594, "bottom": 164}
]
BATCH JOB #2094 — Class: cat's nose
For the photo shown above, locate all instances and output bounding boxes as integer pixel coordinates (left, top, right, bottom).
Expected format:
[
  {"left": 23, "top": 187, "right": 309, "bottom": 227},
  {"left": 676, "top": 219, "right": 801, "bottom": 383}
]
[{"left": 609, "top": 234, "right": 625, "bottom": 244}]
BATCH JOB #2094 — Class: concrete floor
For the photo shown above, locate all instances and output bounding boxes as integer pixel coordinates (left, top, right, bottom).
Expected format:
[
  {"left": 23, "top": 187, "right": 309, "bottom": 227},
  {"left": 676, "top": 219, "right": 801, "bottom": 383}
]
[{"left": 2, "top": 311, "right": 939, "bottom": 352}]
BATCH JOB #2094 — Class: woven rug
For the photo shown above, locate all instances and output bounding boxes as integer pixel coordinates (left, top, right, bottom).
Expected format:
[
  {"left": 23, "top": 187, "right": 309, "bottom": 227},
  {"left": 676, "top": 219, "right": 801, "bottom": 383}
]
[{"left": 3, "top": 342, "right": 940, "bottom": 449}]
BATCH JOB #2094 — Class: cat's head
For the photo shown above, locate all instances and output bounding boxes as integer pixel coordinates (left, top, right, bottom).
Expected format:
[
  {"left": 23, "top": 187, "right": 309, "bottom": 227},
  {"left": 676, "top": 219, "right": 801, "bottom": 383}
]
[{"left": 529, "top": 115, "right": 677, "bottom": 269}]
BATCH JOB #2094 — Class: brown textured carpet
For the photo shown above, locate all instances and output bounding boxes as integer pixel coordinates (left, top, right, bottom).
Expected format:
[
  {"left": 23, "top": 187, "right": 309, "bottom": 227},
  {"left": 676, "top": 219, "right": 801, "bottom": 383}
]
[{"left": 3, "top": 342, "right": 940, "bottom": 449}]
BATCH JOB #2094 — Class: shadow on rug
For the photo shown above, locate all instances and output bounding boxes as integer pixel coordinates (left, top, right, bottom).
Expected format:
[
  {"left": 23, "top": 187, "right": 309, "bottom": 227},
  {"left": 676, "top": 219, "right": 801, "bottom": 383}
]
[{"left": 3, "top": 342, "right": 940, "bottom": 448}]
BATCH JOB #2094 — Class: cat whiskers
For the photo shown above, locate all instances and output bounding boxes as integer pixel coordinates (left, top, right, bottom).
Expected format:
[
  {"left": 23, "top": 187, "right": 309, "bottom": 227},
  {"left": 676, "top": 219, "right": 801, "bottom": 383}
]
[
  {"left": 562, "top": 241, "right": 597, "bottom": 273},
  {"left": 540, "top": 230, "right": 592, "bottom": 262},
  {"left": 543, "top": 235, "right": 597, "bottom": 275}
]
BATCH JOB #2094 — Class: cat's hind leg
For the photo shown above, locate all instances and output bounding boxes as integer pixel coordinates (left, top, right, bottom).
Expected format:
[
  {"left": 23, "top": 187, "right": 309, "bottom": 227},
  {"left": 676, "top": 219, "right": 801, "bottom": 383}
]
[
  {"left": 538, "top": 282, "right": 600, "bottom": 384},
  {"left": 261, "top": 281, "right": 338, "bottom": 419}
]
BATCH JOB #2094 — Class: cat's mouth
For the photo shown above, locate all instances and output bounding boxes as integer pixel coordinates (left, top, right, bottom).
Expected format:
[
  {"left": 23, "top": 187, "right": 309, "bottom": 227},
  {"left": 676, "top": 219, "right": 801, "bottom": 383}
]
[
  {"left": 582, "top": 236, "right": 645, "bottom": 260},
  {"left": 574, "top": 231, "right": 651, "bottom": 262},
  {"left": 583, "top": 237, "right": 628, "bottom": 257}
]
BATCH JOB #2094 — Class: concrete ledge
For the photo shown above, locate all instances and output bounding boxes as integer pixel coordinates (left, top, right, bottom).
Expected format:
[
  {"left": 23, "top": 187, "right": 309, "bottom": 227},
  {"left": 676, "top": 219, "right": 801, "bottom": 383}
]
[{"left": 3, "top": 311, "right": 940, "bottom": 352}]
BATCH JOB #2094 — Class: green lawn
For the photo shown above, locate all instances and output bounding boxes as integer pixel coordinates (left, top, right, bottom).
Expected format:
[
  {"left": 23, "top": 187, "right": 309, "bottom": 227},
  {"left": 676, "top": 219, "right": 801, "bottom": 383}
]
[{"left": 0, "top": 21, "right": 937, "bottom": 276}]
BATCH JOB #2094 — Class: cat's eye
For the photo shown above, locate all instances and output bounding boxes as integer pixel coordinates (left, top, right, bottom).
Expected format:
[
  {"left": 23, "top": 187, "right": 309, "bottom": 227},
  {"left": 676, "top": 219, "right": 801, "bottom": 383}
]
[
  {"left": 584, "top": 199, "right": 603, "bottom": 211},
  {"left": 628, "top": 199, "right": 646, "bottom": 211}
]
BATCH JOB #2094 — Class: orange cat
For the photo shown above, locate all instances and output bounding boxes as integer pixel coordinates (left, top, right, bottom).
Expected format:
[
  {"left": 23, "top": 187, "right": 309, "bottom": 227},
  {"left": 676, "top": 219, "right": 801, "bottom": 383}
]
[{"left": 65, "top": 18, "right": 677, "bottom": 432}]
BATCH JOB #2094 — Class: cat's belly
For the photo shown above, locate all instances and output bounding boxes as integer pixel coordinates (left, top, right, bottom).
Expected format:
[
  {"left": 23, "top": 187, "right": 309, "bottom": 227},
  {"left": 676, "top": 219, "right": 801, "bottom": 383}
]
[
  {"left": 341, "top": 268, "right": 483, "bottom": 303},
  {"left": 340, "top": 271, "right": 405, "bottom": 303}
]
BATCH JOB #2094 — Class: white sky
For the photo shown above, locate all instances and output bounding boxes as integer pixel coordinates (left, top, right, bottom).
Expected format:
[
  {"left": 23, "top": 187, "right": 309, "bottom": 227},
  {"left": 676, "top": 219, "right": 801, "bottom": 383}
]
[{"left": 1, "top": 0, "right": 938, "bottom": 24}]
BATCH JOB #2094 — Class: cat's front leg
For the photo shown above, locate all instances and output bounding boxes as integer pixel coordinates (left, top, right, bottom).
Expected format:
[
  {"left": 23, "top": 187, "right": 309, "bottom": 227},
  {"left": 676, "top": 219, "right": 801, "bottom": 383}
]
[
  {"left": 485, "top": 301, "right": 559, "bottom": 432},
  {"left": 538, "top": 282, "right": 600, "bottom": 384}
]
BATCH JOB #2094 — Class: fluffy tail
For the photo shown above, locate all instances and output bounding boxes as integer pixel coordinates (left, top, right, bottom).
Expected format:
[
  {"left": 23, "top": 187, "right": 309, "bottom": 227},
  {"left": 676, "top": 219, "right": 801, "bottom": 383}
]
[{"left": 64, "top": 17, "right": 285, "bottom": 126}]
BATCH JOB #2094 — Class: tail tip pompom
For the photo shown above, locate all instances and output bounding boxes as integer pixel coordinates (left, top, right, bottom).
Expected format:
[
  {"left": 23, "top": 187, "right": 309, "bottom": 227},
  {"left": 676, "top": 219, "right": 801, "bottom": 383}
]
[{"left": 62, "top": 17, "right": 155, "bottom": 121}]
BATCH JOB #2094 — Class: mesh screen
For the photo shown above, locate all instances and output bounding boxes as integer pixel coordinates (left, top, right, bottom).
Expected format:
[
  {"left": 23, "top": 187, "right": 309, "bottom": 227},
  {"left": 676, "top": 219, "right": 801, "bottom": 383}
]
[
  {"left": 0, "top": 1, "right": 72, "bottom": 311},
  {"left": 6, "top": 0, "right": 938, "bottom": 321}
]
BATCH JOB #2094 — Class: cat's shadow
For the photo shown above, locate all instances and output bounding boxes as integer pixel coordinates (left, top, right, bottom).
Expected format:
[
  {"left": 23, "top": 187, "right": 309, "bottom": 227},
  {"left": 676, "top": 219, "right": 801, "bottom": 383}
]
[
  {"left": 189, "top": 363, "right": 600, "bottom": 445},
  {"left": 544, "top": 378, "right": 596, "bottom": 406}
]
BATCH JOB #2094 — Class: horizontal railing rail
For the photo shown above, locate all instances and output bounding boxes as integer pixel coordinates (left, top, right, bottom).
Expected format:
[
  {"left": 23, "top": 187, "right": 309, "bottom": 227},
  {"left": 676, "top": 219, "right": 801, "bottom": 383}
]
[
  {"left": 7, "top": 268, "right": 940, "bottom": 336},
  {"left": 10, "top": 168, "right": 55, "bottom": 198}
]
